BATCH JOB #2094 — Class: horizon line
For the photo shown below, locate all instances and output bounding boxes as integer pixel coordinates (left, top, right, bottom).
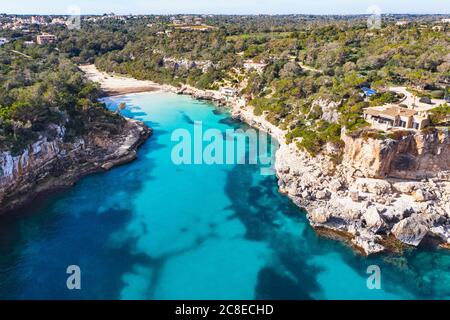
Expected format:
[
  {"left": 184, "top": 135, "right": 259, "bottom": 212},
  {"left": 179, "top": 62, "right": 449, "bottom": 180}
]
[{"left": 2, "top": 12, "right": 450, "bottom": 16}]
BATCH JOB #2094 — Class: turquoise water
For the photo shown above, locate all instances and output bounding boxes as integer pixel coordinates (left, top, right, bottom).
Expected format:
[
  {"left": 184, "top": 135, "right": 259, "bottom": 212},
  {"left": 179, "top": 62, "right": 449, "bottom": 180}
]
[{"left": 0, "top": 92, "right": 449, "bottom": 299}]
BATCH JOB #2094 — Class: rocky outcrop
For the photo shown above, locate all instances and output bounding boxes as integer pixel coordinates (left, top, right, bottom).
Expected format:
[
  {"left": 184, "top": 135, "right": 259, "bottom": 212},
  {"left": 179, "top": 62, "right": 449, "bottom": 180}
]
[
  {"left": 312, "top": 99, "right": 340, "bottom": 124},
  {"left": 231, "top": 104, "right": 450, "bottom": 255},
  {"left": 84, "top": 66, "right": 450, "bottom": 256},
  {"left": 391, "top": 216, "right": 430, "bottom": 246},
  {"left": 342, "top": 130, "right": 450, "bottom": 180},
  {"left": 163, "top": 57, "right": 215, "bottom": 73},
  {"left": 0, "top": 118, "right": 151, "bottom": 214}
]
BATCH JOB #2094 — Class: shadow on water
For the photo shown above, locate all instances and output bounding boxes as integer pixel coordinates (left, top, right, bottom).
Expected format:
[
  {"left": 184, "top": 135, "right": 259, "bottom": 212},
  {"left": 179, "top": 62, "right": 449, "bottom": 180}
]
[
  {"left": 0, "top": 112, "right": 168, "bottom": 299},
  {"left": 219, "top": 116, "right": 244, "bottom": 129},
  {"left": 2, "top": 93, "right": 450, "bottom": 300},
  {"left": 178, "top": 111, "right": 195, "bottom": 125},
  {"left": 223, "top": 162, "right": 323, "bottom": 300}
]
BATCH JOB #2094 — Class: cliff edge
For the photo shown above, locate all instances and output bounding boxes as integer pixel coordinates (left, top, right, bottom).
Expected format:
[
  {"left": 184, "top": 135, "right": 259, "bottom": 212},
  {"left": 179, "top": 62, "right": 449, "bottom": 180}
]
[{"left": 0, "top": 118, "right": 151, "bottom": 214}]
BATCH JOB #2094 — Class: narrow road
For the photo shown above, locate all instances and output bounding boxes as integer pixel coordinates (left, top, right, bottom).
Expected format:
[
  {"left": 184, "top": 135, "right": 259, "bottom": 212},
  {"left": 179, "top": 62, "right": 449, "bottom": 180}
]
[{"left": 10, "top": 50, "right": 32, "bottom": 59}]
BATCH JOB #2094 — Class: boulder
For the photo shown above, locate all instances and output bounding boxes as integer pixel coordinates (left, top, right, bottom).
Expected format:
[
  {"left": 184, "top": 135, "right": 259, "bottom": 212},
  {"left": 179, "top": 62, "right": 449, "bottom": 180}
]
[
  {"left": 412, "top": 189, "right": 436, "bottom": 202},
  {"left": 101, "top": 162, "right": 114, "bottom": 170},
  {"left": 315, "top": 189, "right": 331, "bottom": 200},
  {"left": 352, "top": 231, "right": 385, "bottom": 255},
  {"left": 363, "top": 207, "right": 386, "bottom": 232},
  {"left": 392, "top": 217, "right": 429, "bottom": 246},
  {"left": 309, "top": 207, "right": 330, "bottom": 225},
  {"left": 341, "top": 209, "right": 362, "bottom": 221},
  {"left": 430, "top": 226, "right": 450, "bottom": 244},
  {"left": 301, "top": 190, "right": 310, "bottom": 199},
  {"left": 393, "top": 181, "right": 420, "bottom": 194},
  {"left": 350, "top": 191, "right": 360, "bottom": 202},
  {"left": 329, "top": 179, "right": 342, "bottom": 192},
  {"left": 354, "top": 178, "right": 392, "bottom": 195}
]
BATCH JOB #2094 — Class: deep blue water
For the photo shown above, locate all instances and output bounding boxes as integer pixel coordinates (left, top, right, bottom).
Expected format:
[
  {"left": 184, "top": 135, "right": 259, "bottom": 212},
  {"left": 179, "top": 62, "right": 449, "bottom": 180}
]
[{"left": 0, "top": 92, "right": 449, "bottom": 300}]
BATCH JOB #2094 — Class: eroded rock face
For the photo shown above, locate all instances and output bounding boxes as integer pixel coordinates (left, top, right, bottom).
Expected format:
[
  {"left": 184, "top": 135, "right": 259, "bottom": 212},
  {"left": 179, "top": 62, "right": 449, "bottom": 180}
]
[
  {"left": 229, "top": 97, "right": 450, "bottom": 255},
  {"left": 342, "top": 131, "right": 450, "bottom": 180},
  {"left": 0, "top": 118, "right": 151, "bottom": 213},
  {"left": 393, "top": 181, "right": 420, "bottom": 194},
  {"left": 309, "top": 207, "right": 330, "bottom": 224}
]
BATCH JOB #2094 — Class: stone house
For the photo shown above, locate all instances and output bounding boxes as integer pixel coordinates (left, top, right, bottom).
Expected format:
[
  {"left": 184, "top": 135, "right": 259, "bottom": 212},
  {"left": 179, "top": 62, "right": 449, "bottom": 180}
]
[{"left": 363, "top": 105, "right": 430, "bottom": 131}]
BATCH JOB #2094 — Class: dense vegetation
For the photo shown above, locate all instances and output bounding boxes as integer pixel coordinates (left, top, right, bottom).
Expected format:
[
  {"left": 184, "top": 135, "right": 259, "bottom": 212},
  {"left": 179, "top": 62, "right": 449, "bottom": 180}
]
[
  {"left": 0, "top": 14, "right": 449, "bottom": 156},
  {"left": 0, "top": 43, "right": 123, "bottom": 155}
]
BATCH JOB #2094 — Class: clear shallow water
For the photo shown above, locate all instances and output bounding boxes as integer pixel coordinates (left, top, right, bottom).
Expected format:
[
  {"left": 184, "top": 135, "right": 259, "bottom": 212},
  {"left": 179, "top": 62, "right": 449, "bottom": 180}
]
[{"left": 0, "top": 92, "right": 449, "bottom": 300}]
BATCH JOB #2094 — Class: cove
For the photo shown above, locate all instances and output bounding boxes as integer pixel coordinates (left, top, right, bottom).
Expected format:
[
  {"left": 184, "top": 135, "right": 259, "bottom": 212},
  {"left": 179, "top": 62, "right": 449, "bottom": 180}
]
[{"left": 0, "top": 92, "right": 449, "bottom": 300}]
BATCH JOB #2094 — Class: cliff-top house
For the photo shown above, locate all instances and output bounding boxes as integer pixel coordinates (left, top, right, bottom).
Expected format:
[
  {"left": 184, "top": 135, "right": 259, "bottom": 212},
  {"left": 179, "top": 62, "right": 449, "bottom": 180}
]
[{"left": 363, "top": 105, "right": 430, "bottom": 131}]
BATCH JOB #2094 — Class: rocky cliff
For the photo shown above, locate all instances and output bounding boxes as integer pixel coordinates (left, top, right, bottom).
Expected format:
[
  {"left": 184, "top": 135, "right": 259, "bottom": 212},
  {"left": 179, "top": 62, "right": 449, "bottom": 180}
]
[
  {"left": 0, "top": 118, "right": 151, "bottom": 214},
  {"left": 232, "top": 104, "right": 450, "bottom": 255},
  {"left": 342, "top": 130, "right": 450, "bottom": 180}
]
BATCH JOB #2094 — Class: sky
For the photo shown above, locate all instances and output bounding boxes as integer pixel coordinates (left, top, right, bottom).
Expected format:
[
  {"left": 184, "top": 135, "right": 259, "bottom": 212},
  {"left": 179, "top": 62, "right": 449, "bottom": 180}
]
[{"left": 0, "top": 0, "right": 449, "bottom": 15}]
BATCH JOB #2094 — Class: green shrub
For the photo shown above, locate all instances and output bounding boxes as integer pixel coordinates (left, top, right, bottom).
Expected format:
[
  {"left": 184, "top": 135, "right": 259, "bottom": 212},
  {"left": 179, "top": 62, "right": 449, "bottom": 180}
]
[
  {"left": 429, "top": 104, "right": 450, "bottom": 125},
  {"left": 387, "top": 130, "right": 413, "bottom": 140},
  {"left": 430, "top": 90, "right": 445, "bottom": 99}
]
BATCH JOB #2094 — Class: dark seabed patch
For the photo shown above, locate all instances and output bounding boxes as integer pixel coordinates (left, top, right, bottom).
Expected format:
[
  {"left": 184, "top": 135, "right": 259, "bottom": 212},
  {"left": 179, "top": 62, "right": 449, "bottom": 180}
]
[{"left": 1, "top": 92, "right": 450, "bottom": 300}]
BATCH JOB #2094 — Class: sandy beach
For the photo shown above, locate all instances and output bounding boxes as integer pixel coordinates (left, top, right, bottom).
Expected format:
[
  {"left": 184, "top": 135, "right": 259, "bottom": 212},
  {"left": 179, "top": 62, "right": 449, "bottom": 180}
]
[{"left": 79, "top": 64, "right": 173, "bottom": 96}]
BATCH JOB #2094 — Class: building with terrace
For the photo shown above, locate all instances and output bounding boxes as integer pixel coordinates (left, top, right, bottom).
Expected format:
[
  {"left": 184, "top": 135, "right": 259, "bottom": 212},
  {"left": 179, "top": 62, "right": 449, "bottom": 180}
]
[
  {"left": 36, "top": 33, "right": 57, "bottom": 45},
  {"left": 363, "top": 105, "right": 430, "bottom": 131}
]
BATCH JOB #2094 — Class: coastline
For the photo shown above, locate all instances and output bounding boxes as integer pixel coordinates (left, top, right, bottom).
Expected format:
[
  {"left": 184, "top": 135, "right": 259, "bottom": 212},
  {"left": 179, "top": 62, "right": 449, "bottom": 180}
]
[
  {"left": 0, "top": 117, "right": 151, "bottom": 215},
  {"left": 81, "top": 65, "right": 450, "bottom": 256},
  {"left": 79, "top": 65, "right": 176, "bottom": 97}
]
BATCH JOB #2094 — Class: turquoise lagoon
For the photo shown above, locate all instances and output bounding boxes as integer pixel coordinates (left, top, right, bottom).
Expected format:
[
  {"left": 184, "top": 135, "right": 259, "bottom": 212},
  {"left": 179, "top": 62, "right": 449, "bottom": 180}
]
[{"left": 0, "top": 92, "right": 449, "bottom": 299}]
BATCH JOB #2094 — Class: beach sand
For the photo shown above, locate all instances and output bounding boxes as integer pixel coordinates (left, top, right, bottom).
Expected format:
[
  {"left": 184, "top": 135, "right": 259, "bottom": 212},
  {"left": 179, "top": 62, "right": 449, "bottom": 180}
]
[{"left": 79, "top": 64, "right": 171, "bottom": 96}]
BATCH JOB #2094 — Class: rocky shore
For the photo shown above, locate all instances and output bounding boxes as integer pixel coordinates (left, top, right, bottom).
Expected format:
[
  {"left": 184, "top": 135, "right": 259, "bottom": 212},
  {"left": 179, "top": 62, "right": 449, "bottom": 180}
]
[
  {"left": 0, "top": 118, "right": 151, "bottom": 214},
  {"left": 232, "top": 106, "right": 450, "bottom": 255},
  {"left": 178, "top": 86, "right": 450, "bottom": 255},
  {"left": 82, "top": 65, "right": 450, "bottom": 255}
]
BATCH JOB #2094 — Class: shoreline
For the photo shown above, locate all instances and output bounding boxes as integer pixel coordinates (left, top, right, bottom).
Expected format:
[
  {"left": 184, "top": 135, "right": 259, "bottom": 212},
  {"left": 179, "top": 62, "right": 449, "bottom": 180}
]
[
  {"left": 0, "top": 118, "right": 151, "bottom": 215},
  {"left": 79, "top": 64, "right": 176, "bottom": 97},
  {"left": 81, "top": 65, "right": 450, "bottom": 256}
]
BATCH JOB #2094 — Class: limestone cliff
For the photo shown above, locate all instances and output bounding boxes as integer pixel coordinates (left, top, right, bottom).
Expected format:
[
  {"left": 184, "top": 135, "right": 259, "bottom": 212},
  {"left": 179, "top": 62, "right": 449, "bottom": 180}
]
[
  {"left": 342, "top": 130, "right": 450, "bottom": 181},
  {"left": 0, "top": 118, "right": 151, "bottom": 214},
  {"left": 231, "top": 103, "right": 450, "bottom": 255}
]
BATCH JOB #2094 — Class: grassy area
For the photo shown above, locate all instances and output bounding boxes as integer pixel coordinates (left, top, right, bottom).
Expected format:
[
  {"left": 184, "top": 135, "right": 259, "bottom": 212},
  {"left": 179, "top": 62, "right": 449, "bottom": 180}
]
[
  {"left": 286, "top": 120, "right": 343, "bottom": 157},
  {"left": 429, "top": 103, "right": 450, "bottom": 126}
]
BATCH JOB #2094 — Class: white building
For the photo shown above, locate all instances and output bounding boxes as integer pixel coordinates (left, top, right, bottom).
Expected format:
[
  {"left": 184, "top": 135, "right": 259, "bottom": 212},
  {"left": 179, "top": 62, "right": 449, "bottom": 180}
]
[{"left": 220, "top": 87, "right": 238, "bottom": 97}]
